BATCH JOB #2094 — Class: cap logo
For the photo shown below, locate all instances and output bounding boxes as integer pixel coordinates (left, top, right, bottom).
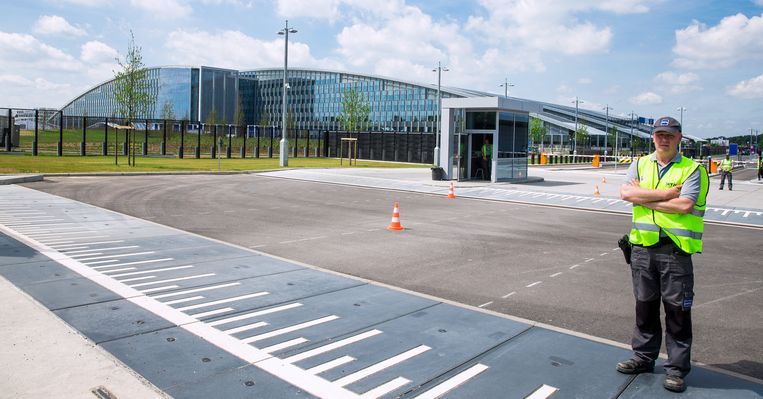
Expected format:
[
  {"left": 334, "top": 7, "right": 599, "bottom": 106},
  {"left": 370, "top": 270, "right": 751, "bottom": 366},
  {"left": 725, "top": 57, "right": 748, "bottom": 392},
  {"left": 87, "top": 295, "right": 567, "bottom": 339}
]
[{"left": 660, "top": 118, "right": 670, "bottom": 126}]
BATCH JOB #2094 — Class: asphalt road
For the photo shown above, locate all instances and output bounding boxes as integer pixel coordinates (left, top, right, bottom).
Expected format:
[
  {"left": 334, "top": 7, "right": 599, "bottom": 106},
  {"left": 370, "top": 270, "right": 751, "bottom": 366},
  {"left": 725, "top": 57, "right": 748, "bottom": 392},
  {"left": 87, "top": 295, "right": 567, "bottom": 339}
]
[{"left": 22, "top": 173, "right": 763, "bottom": 379}]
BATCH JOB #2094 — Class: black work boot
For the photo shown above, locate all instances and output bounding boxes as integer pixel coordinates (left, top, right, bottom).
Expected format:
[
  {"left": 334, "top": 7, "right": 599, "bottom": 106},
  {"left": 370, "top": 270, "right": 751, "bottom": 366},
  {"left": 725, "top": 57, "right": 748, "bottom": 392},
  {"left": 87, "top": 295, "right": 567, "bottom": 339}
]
[
  {"left": 616, "top": 359, "right": 654, "bottom": 374},
  {"left": 664, "top": 375, "right": 687, "bottom": 392}
]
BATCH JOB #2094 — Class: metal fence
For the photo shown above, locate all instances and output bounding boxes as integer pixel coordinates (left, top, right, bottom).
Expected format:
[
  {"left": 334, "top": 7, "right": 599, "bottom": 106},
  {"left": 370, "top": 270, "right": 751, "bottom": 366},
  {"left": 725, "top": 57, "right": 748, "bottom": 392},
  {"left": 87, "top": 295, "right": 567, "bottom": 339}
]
[{"left": 0, "top": 109, "right": 438, "bottom": 163}]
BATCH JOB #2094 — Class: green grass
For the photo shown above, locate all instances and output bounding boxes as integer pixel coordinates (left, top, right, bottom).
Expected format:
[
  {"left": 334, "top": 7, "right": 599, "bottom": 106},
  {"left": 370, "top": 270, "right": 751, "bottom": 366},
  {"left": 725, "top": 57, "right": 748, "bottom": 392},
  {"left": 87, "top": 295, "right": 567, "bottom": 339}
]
[{"left": 0, "top": 154, "right": 428, "bottom": 173}]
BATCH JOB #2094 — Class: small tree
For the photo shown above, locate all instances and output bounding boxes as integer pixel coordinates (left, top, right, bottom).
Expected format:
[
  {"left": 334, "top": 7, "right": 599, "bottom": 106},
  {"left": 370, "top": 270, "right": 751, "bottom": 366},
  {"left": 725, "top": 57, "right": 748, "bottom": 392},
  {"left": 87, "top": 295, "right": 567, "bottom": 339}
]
[
  {"left": 607, "top": 126, "right": 617, "bottom": 155},
  {"left": 338, "top": 88, "right": 370, "bottom": 132},
  {"left": 113, "top": 31, "right": 155, "bottom": 166},
  {"left": 161, "top": 101, "right": 175, "bottom": 121},
  {"left": 529, "top": 117, "right": 547, "bottom": 153},
  {"left": 575, "top": 123, "right": 589, "bottom": 151}
]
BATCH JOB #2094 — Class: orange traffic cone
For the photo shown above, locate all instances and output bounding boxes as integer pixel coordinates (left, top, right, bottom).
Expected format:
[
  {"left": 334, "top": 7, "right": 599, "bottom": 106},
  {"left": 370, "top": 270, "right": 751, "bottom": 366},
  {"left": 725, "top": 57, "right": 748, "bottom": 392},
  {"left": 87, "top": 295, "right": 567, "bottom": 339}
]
[
  {"left": 593, "top": 185, "right": 601, "bottom": 196},
  {"left": 602, "top": 176, "right": 607, "bottom": 184},
  {"left": 448, "top": 182, "right": 456, "bottom": 199},
  {"left": 387, "top": 201, "right": 404, "bottom": 231}
]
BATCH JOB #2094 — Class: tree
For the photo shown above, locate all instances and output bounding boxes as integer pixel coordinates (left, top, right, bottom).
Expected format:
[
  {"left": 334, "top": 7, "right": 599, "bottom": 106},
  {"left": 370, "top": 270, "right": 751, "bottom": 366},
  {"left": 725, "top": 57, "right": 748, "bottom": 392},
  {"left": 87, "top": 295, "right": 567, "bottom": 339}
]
[
  {"left": 338, "top": 88, "right": 370, "bottom": 132},
  {"left": 113, "top": 31, "right": 155, "bottom": 166},
  {"left": 529, "top": 117, "right": 547, "bottom": 153},
  {"left": 575, "top": 123, "right": 589, "bottom": 150},
  {"left": 160, "top": 101, "right": 175, "bottom": 121},
  {"left": 607, "top": 126, "right": 618, "bottom": 154}
]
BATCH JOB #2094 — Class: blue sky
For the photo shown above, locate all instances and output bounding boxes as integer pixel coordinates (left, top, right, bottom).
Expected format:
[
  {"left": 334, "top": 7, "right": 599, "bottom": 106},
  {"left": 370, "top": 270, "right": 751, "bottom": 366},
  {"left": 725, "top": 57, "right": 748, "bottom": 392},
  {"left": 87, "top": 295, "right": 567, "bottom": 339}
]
[{"left": 1, "top": 0, "right": 762, "bottom": 138}]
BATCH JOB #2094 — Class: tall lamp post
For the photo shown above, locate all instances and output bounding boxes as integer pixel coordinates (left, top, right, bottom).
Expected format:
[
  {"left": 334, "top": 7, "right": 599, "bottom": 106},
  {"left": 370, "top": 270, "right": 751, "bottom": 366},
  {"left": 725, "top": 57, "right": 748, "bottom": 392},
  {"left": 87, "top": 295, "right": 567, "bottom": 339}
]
[
  {"left": 500, "top": 78, "right": 514, "bottom": 97},
  {"left": 677, "top": 106, "right": 686, "bottom": 153},
  {"left": 628, "top": 111, "right": 638, "bottom": 157},
  {"left": 432, "top": 61, "right": 448, "bottom": 167},
  {"left": 571, "top": 97, "right": 583, "bottom": 157},
  {"left": 603, "top": 104, "right": 613, "bottom": 160},
  {"left": 277, "top": 20, "right": 297, "bottom": 167}
]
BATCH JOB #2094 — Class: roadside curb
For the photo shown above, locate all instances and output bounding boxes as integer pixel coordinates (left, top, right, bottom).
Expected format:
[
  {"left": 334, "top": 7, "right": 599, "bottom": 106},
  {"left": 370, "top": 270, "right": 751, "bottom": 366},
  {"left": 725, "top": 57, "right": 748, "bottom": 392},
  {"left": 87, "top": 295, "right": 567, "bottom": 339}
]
[{"left": 0, "top": 174, "right": 44, "bottom": 185}]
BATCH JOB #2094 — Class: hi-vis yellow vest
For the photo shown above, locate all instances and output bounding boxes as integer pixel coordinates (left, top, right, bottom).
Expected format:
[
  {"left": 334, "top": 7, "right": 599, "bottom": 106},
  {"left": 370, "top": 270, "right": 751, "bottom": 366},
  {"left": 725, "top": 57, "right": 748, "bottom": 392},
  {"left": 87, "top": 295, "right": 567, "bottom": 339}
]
[
  {"left": 721, "top": 159, "right": 733, "bottom": 172},
  {"left": 629, "top": 155, "right": 709, "bottom": 254}
]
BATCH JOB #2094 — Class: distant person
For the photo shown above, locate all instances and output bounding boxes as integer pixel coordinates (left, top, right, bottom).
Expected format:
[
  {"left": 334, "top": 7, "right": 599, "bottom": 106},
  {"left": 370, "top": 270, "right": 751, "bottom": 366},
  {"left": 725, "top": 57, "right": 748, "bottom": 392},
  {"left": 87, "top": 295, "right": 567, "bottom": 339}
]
[
  {"left": 758, "top": 152, "right": 762, "bottom": 181},
  {"left": 481, "top": 137, "right": 492, "bottom": 180},
  {"left": 719, "top": 154, "right": 733, "bottom": 190},
  {"left": 617, "top": 116, "right": 709, "bottom": 393}
]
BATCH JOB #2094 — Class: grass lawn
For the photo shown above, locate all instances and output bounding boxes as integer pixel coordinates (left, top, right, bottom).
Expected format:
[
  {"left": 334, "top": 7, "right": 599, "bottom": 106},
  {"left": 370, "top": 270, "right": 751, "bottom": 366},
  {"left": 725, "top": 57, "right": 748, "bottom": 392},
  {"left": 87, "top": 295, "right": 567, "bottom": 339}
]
[{"left": 0, "top": 154, "right": 429, "bottom": 174}]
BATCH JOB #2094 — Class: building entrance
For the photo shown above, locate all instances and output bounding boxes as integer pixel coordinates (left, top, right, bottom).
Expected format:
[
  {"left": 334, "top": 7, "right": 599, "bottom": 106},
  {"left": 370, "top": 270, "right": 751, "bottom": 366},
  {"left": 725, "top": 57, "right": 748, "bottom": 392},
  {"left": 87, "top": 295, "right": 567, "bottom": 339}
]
[{"left": 469, "top": 133, "right": 493, "bottom": 181}]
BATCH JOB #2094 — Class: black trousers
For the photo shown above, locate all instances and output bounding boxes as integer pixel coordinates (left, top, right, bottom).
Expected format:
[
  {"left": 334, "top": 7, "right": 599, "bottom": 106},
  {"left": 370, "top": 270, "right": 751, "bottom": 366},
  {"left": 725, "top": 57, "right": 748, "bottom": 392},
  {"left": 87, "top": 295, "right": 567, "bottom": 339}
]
[
  {"left": 630, "top": 241, "right": 694, "bottom": 377},
  {"left": 720, "top": 170, "right": 732, "bottom": 189}
]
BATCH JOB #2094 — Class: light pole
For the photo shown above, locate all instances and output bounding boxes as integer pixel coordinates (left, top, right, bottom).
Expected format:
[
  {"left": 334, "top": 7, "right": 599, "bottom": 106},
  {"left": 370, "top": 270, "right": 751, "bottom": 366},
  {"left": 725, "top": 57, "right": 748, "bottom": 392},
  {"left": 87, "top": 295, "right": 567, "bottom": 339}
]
[
  {"left": 628, "top": 111, "right": 638, "bottom": 157},
  {"left": 432, "top": 61, "right": 448, "bottom": 167},
  {"left": 277, "top": 20, "right": 297, "bottom": 167},
  {"left": 500, "top": 78, "right": 514, "bottom": 97},
  {"left": 571, "top": 97, "right": 583, "bottom": 157},
  {"left": 677, "top": 107, "right": 686, "bottom": 153},
  {"left": 603, "top": 104, "right": 613, "bottom": 161}
]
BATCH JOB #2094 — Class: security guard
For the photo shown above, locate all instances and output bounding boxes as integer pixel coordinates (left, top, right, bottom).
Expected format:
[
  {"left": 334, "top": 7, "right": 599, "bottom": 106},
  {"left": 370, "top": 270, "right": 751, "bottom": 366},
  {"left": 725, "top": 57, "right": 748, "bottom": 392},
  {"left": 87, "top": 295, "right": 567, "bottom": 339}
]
[
  {"left": 617, "top": 116, "right": 709, "bottom": 393},
  {"left": 757, "top": 152, "right": 762, "bottom": 181},
  {"left": 719, "top": 154, "right": 733, "bottom": 190}
]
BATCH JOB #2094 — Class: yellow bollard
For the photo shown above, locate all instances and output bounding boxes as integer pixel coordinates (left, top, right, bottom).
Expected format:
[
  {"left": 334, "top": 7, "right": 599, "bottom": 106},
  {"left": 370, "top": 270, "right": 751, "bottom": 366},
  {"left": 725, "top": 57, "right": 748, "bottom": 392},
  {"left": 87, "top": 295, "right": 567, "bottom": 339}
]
[
  {"left": 540, "top": 153, "right": 548, "bottom": 165},
  {"left": 593, "top": 154, "right": 600, "bottom": 168}
]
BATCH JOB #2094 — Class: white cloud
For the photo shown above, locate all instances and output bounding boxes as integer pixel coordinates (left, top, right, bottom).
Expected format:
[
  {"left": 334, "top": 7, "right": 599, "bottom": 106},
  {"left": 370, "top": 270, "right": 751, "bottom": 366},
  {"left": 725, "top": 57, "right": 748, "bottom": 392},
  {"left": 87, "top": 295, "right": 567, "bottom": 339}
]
[
  {"left": 164, "top": 29, "right": 343, "bottom": 71},
  {"left": 727, "top": 73, "right": 763, "bottom": 98},
  {"left": 464, "top": 0, "right": 656, "bottom": 56},
  {"left": 673, "top": 13, "right": 763, "bottom": 69},
  {"left": 630, "top": 91, "right": 663, "bottom": 105},
  {"left": 276, "top": 0, "right": 341, "bottom": 20},
  {"left": 655, "top": 71, "right": 701, "bottom": 94},
  {"left": 0, "top": 32, "right": 82, "bottom": 72},
  {"left": 578, "top": 77, "right": 592, "bottom": 84},
  {"left": 58, "top": 0, "right": 112, "bottom": 6},
  {"left": 81, "top": 41, "right": 119, "bottom": 63},
  {"left": 130, "top": 0, "right": 192, "bottom": 18},
  {"left": 33, "top": 15, "right": 86, "bottom": 37}
]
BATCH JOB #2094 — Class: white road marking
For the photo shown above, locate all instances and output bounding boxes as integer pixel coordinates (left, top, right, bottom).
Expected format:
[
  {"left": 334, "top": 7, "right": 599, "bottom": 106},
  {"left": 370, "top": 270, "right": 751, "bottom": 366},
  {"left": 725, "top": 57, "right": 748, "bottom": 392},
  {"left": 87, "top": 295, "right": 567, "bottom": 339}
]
[
  {"left": 413, "top": 363, "right": 489, "bottom": 399},
  {"left": 333, "top": 345, "right": 430, "bottom": 387},
  {"left": 260, "top": 337, "right": 309, "bottom": 353},
  {"left": 140, "top": 285, "right": 180, "bottom": 293},
  {"left": 118, "top": 275, "right": 156, "bottom": 283},
  {"left": 550, "top": 272, "right": 562, "bottom": 278},
  {"left": 208, "top": 303, "right": 303, "bottom": 327},
  {"left": 283, "top": 330, "right": 383, "bottom": 364},
  {"left": 501, "top": 292, "right": 516, "bottom": 298},
  {"left": 191, "top": 307, "right": 235, "bottom": 319},
  {"left": 569, "top": 264, "right": 580, "bottom": 269},
  {"left": 526, "top": 281, "right": 542, "bottom": 288},
  {"left": 92, "top": 258, "right": 174, "bottom": 269},
  {"left": 108, "top": 265, "right": 194, "bottom": 278},
  {"left": 163, "top": 295, "right": 205, "bottom": 306},
  {"left": 223, "top": 321, "right": 269, "bottom": 335},
  {"left": 478, "top": 301, "right": 493, "bottom": 308},
  {"left": 177, "top": 292, "right": 269, "bottom": 312},
  {"left": 52, "top": 240, "right": 125, "bottom": 249},
  {"left": 28, "top": 231, "right": 96, "bottom": 238},
  {"left": 306, "top": 355, "right": 355, "bottom": 375},
  {"left": 73, "top": 251, "right": 155, "bottom": 261},
  {"left": 242, "top": 315, "right": 339, "bottom": 343},
  {"left": 151, "top": 282, "right": 241, "bottom": 299},
  {"left": 83, "top": 259, "right": 120, "bottom": 265},
  {"left": 63, "top": 246, "right": 139, "bottom": 254},
  {"left": 599, "top": 252, "right": 608, "bottom": 256},
  {"left": 129, "top": 273, "right": 216, "bottom": 288},
  {"left": 359, "top": 377, "right": 410, "bottom": 399},
  {"left": 525, "top": 384, "right": 559, "bottom": 399},
  {"left": 38, "top": 236, "right": 110, "bottom": 243}
]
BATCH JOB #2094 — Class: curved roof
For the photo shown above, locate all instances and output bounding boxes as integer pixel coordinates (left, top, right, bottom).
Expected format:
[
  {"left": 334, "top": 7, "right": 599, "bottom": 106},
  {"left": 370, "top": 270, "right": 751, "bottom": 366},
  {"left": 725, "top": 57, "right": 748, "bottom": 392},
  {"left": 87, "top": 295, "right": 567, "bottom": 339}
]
[{"left": 241, "top": 67, "right": 495, "bottom": 98}]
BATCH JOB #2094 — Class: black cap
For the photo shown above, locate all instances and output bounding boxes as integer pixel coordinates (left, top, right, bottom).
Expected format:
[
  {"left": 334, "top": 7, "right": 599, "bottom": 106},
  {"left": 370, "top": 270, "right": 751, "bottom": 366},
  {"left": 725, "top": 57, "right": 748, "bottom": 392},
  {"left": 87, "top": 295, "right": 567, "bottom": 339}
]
[{"left": 653, "top": 116, "right": 681, "bottom": 135}]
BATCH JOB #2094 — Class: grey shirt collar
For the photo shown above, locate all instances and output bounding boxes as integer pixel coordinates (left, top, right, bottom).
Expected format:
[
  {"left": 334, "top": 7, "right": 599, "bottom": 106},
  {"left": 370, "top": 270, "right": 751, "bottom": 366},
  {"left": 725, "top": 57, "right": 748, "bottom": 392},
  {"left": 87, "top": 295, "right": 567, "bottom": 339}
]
[{"left": 650, "top": 151, "right": 682, "bottom": 165}]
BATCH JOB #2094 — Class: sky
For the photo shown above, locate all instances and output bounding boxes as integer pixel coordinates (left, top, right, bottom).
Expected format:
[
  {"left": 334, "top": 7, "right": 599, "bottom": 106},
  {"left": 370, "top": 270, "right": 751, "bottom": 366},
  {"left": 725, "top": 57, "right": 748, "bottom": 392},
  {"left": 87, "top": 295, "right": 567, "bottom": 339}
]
[{"left": 1, "top": 0, "right": 762, "bottom": 139}]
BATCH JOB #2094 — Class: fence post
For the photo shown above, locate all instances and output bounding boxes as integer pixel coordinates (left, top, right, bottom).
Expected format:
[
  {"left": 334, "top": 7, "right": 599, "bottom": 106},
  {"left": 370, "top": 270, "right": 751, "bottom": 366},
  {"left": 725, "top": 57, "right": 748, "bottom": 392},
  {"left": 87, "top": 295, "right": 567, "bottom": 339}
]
[
  {"left": 179, "top": 120, "right": 185, "bottom": 159},
  {"left": 227, "top": 125, "right": 232, "bottom": 159},
  {"left": 195, "top": 122, "right": 202, "bottom": 159},
  {"left": 103, "top": 117, "right": 108, "bottom": 156},
  {"left": 33, "top": 109, "right": 38, "bottom": 156},
  {"left": 142, "top": 119, "right": 148, "bottom": 156},
  {"left": 57, "top": 111, "right": 63, "bottom": 156},
  {"left": 81, "top": 116, "right": 86, "bottom": 156},
  {"left": 212, "top": 125, "right": 217, "bottom": 158},
  {"left": 255, "top": 126, "right": 260, "bottom": 158},
  {"left": 161, "top": 119, "right": 167, "bottom": 155}
]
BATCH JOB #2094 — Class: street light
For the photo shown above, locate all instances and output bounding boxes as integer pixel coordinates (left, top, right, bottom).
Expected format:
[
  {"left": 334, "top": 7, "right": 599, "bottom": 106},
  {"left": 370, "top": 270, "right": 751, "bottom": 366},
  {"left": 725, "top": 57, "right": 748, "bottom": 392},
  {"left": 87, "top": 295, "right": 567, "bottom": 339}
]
[
  {"left": 677, "top": 107, "right": 687, "bottom": 153},
  {"left": 432, "top": 61, "right": 448, "bottom": 167},
  {"left": 628, "top": 111, "right": 638, "bottom": 157},
  {"left": 277, "top": 20, "right": 297, "bottom": 167},
  {"left": 571, "top": 97, "right": 584, "bottom": 157},
  {"left": 603, "top": 105, "right": 613, "bottom": 161},
  {"left": 500, "top": 78, "right": 514, "bottom": 98}
]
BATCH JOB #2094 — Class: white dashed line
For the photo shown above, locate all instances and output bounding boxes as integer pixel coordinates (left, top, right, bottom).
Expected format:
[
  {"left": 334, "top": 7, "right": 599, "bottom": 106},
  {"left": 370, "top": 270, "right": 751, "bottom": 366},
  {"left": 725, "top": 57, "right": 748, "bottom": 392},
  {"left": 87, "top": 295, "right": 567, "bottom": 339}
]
[
  {"left": 550, "top": 272, "right": 562, "bottom": 278},
  {"left": 501, "top": 292, "right": 516, "bottom": 298},
  {"left": 569, "top": 264, "right": 580, "bottom": 269},
  {"left": 526, "top": 281, "right": 542, "bottom": 288},
  {"left": 478, "top": 301, "right": 493, "bottom": 308}
]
